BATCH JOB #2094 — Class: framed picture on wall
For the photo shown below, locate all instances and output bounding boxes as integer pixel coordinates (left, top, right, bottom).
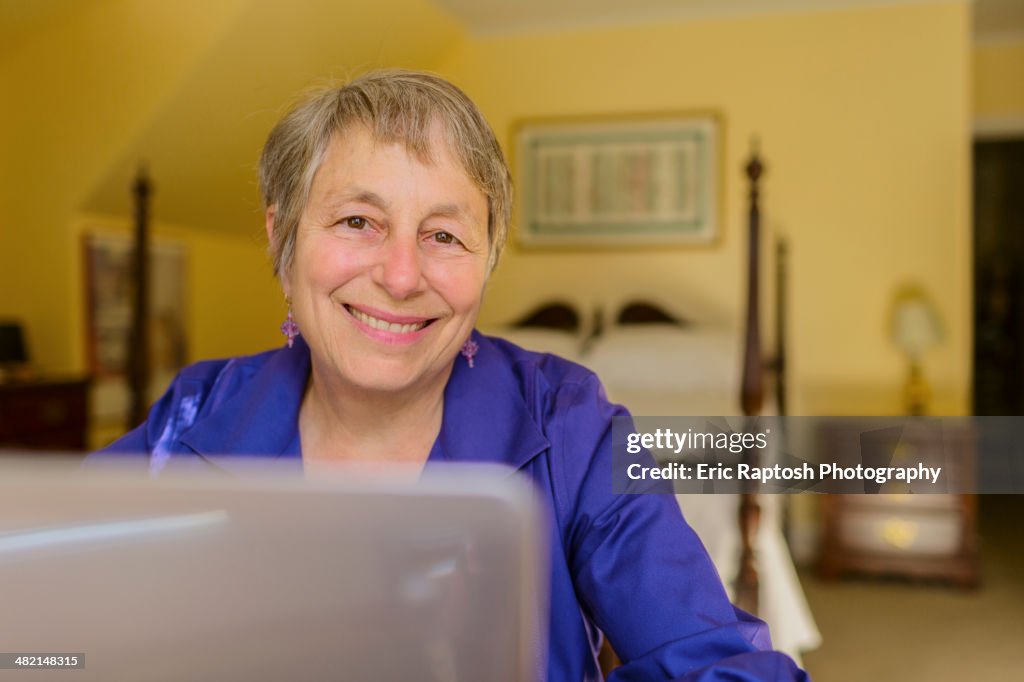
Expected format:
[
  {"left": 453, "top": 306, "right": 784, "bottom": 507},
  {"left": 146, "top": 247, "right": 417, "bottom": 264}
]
[
  {"left": 513, "top": 113, "right": 721, "bottom": 246},
  {"left": 83, "top": 232, "right": 188, "bottom": 424}
]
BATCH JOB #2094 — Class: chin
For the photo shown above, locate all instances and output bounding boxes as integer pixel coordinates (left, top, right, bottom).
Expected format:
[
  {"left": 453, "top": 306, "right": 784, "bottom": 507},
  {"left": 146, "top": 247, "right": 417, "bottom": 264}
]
[{"left": 339, "top": 356, "right": 446, "bottom": 394}]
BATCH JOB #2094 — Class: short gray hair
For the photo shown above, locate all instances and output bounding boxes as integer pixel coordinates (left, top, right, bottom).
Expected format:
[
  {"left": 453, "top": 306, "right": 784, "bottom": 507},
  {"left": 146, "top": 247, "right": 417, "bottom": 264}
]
[{"left": 258, "top": 69, "right": 511, "bottom": 276}]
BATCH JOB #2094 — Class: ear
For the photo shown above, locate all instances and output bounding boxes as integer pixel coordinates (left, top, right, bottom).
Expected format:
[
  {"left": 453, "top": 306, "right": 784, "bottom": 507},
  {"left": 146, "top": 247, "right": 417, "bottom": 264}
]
[
  {"left": 266, "top": 204, "right": 292, "bottom": 299},
  {"left": 265, "top": 204, "right": 277, "bottom": 246}
]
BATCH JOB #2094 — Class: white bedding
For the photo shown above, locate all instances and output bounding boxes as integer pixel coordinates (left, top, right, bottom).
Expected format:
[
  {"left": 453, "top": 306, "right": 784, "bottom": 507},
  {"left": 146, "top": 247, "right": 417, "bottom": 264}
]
[
  {"left": 488, "top": 327, "right": 584, "bottom": 363},
  {"left": 583, "top": 325, "right": 740, "bottom": 393}
]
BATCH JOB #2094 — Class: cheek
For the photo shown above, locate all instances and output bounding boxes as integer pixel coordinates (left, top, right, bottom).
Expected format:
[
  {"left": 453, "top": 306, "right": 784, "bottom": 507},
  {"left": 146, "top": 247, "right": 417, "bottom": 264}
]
[
  {"left": 426, "top": 262, "right": 487, "bottom": 313},
  {"left": 294, "top": 237, "right": 368, "bottom": 290}
]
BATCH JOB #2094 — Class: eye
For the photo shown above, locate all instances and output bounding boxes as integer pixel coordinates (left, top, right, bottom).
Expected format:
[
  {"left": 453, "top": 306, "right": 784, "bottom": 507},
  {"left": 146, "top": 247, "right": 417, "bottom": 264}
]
[
  {"left": 432, "top": 231, "right": 460, "bottom": 245},
  {"left": 343, "top": 216, "right": 367, "bottom": 229}
]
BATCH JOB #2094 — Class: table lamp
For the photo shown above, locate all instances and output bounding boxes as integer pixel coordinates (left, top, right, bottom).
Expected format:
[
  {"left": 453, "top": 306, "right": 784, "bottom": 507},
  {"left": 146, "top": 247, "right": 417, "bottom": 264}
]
[
  {"left": 889, "top": 287, "right": 943, "bottom": 415},
  {"left": 0, "top": 322, "right": 29, "bottom": 382}
]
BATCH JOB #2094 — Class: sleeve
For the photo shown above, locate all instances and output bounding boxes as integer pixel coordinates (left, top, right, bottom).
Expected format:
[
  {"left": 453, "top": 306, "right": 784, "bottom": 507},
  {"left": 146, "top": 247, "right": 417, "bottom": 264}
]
[{"left": 552, "top": 377, "right": 809, "bottom": 682}]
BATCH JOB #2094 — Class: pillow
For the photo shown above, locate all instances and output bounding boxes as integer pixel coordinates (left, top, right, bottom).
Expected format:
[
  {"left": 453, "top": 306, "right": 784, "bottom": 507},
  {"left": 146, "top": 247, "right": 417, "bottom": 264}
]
[
  {"left": 486, "top": 327, "right": 582, "bottom": 362},
  {"left": 582, "top": 325, "right": 739, "bottom": 392}
]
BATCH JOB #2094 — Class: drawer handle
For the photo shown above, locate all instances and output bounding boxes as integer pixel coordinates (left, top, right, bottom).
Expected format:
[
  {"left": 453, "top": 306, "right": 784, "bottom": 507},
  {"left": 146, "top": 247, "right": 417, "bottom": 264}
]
[{"left": 880, "top": 518, "right": 919, "bottom": 550}]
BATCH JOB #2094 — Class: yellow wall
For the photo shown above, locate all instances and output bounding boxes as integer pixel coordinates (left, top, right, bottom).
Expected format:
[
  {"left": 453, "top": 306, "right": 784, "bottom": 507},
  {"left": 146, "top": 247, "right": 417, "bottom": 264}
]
[
  {"left": 974, "top": 40, "right": 1024, "bottom": 118},
  {"left": 443, "top": 1, "right": 972, "bottom": 415},
  {"left": 0, "top": 0, "right": 249, "bottom": 375},
  {"left": 2, "top": 0, "right": 975, "bottom": 419}
]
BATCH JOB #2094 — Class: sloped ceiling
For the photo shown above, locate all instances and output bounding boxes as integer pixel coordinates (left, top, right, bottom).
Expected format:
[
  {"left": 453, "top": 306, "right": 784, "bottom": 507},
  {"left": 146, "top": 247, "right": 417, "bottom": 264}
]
[
  {"left": 80, "top": 0, "right": 463, "bottom": 236},
  {"left": 0, "top": 0, "right": 70, "bottom": 55}
]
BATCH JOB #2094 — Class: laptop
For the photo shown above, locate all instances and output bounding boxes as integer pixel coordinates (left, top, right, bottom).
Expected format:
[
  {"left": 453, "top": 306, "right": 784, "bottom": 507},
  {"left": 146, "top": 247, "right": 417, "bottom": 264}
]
[{"left": 0, "top": 459, "right": 546, "bottom": 681}]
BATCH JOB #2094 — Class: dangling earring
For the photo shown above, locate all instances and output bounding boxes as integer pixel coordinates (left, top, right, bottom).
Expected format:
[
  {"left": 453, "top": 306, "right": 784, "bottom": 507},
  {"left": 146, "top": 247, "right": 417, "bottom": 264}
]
[
  {"left": 280, "top": 302, "right": 300, "bottom": 349},
  {"left": 460, "top": 338, "right": 479, "bottom": 369}
]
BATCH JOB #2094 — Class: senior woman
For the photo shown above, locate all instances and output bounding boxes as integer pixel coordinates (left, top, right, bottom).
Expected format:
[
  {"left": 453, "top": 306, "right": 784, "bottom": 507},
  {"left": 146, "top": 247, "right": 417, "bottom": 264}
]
[{"left": 101, "top": 69, "right": 807, "bottom": 682}]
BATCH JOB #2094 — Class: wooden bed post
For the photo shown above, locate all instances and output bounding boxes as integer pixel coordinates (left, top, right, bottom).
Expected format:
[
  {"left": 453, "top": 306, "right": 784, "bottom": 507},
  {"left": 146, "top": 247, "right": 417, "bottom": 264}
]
[
  {"left": 736, "top": 141, "right": 765, "bottom": 615},
  {"left": 128, "top": 165, "right": 152, "bottom": 428},
  {"left": 775, "top": 238, "right": 788, "bottom": 417}
]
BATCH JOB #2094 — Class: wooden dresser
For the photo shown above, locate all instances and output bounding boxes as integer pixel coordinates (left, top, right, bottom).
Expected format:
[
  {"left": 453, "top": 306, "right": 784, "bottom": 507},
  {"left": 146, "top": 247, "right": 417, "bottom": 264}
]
[
  {"left": 0, "top": 378, "right": 91, "bottom": 451},
  {"left": 817, "top": 420, "right": 979, "bottom": 587}
]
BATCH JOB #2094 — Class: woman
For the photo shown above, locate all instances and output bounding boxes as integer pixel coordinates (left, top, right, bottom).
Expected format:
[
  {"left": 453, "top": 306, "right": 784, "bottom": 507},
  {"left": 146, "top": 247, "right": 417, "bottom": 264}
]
[{"left": 102, "top": 69, "right": 807, "bottom": 682}]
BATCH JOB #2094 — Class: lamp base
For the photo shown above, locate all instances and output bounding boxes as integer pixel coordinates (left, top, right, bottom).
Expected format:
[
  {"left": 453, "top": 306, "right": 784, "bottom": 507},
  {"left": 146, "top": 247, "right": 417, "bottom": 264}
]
[{"left": 904, "top": 361, "right": 930, "bottom": 416}]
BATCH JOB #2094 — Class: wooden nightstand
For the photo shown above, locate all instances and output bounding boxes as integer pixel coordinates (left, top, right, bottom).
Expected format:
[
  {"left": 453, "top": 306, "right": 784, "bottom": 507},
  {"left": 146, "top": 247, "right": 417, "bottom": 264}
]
[
  {"left": 0, "top": 378, "right": 91, "bottom": 451},
  {"left": 817, "top": 421, "right": 979, "bottom": 587}
]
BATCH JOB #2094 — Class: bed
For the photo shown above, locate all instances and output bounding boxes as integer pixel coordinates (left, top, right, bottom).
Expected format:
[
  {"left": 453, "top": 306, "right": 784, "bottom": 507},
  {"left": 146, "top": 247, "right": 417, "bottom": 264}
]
[{"left": 483, "top": 148, "right": 820, "bottom": 665}]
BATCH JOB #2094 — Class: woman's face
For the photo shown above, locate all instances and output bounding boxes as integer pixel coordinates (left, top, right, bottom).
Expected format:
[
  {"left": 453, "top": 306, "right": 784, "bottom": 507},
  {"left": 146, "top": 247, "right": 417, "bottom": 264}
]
[{"left": 280, "top": 124, "right": 490, "bottom": 395}]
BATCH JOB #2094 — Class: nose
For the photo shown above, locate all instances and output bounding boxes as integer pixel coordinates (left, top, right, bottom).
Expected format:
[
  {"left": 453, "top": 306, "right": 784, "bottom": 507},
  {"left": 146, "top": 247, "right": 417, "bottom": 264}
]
[{"left": 374, "top": 233, "right": 425, "bottom": 300}]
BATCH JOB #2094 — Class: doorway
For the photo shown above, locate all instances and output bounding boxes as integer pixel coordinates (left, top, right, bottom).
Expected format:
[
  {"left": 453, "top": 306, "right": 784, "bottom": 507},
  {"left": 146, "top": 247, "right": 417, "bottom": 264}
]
[{"left": 974, "top": 138, "right": 1024, "bottom": 415}]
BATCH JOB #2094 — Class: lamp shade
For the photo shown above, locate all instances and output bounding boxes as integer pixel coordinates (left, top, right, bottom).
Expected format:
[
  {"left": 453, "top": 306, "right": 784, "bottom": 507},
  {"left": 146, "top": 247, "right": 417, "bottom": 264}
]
[
  {"left": 0, "top": 322, "right": 28, "bottom": 364},
  {"left": 891, "top": 295, "right": 942, "bottom": 360}
]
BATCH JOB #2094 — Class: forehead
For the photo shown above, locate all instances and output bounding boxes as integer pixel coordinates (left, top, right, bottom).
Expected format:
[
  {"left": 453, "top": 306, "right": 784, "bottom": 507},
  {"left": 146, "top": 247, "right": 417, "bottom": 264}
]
[{"left": 308, "top": 123, "right": 484, "bottom": 209}]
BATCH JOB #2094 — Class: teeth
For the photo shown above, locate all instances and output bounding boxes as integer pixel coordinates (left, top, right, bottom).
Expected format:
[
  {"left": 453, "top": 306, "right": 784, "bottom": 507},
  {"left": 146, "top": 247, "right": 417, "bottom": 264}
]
[{"left": 348, "top": 306, "right": 427, "bottom": 334}]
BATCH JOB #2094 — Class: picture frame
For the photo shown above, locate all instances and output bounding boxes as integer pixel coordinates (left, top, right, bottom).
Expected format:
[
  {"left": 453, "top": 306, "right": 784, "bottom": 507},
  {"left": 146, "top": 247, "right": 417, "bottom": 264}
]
[
  {"left": 83, "top": 232, "right": 188, "bottom": 422},
  {"left": 513, "top": 113, "right": 721, "bottom": 247}
]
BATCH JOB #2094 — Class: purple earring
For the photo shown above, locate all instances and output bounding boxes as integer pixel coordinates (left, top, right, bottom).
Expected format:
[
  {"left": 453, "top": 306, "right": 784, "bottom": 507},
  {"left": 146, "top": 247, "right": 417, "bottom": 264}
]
[
  {"left": 460, "top": 338, "right": 479, "bottom": 369},
  {"left": 280, "top": 305, "right": 300, "bottom": 349}
]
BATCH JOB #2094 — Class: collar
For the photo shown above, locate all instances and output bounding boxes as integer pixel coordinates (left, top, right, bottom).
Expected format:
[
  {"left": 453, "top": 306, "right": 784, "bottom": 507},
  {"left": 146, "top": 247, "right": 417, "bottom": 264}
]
[
  {"left": 430, "top": 331, "right": 550, "bottom": 470},
  {"left": 180, "top": 332, "right": 549, "bottom": 473}
]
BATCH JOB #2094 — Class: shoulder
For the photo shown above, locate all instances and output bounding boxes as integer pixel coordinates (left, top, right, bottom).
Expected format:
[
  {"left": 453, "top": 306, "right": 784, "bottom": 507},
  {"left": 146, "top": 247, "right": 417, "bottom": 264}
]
[
  {"left": 478, "top": 332, "right": 626, "bottom": 485},
  {"left": 166, "top": 344, "right": 300, "bottom": 420},
  {"left": 96, "top": 345, "right": 294, "bottom": 457},
  {"left": 154, "top": 348, "right": 281, "bottom": 419},
  {"left": 171, "top": 348, "right": 281, "bottom": 398},
  {"left": 481, "top": 333, "right": 604, "bottom": 400},
  {"left": 176, "top": 346, "right": 282, "bottom": 384}
]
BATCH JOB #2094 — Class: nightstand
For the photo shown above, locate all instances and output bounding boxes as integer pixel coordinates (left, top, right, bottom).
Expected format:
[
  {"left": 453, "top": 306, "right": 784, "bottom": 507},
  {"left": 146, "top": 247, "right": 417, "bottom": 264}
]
[
  {"left": 816, "top": 421, "right": 979, "bottom": 587},
  {"left": 0, "top": 378, "right": 91, "bottom": 451}
]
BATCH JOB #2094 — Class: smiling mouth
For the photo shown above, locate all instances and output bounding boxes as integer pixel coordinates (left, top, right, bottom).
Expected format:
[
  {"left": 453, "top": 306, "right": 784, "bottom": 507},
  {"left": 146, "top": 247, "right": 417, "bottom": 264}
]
[{"left": 345, "top": 305, "right": 434, "bottom": 334}]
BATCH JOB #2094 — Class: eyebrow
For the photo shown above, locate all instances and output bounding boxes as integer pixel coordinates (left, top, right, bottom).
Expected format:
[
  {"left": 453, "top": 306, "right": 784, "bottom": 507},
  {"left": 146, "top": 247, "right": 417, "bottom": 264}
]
[{"left": 428, "top": 203, "right": 472, "bottom": 220}]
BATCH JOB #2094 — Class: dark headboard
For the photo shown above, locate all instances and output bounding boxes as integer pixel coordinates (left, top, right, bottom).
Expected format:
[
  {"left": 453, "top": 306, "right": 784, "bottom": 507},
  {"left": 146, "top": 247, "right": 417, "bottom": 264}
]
[
  {"left": 615, "top": 301, "right": 688, "bottom": 327},
  {"left": 511, "top": 302, "right": 581, "bottom": 333}
]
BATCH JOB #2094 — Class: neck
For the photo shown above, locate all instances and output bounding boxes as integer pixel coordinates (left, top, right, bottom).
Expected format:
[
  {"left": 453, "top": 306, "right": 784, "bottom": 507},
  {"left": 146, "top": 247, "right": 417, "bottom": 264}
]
[{"left": 299, "top": 362, "right": 450, "bottom": 466}]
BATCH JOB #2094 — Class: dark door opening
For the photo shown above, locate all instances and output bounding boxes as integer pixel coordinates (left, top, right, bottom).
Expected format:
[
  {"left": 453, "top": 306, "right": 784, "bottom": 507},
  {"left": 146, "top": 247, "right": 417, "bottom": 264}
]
[{"left": 973, "top": 138, "right": 1024, "bottom": 416}]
